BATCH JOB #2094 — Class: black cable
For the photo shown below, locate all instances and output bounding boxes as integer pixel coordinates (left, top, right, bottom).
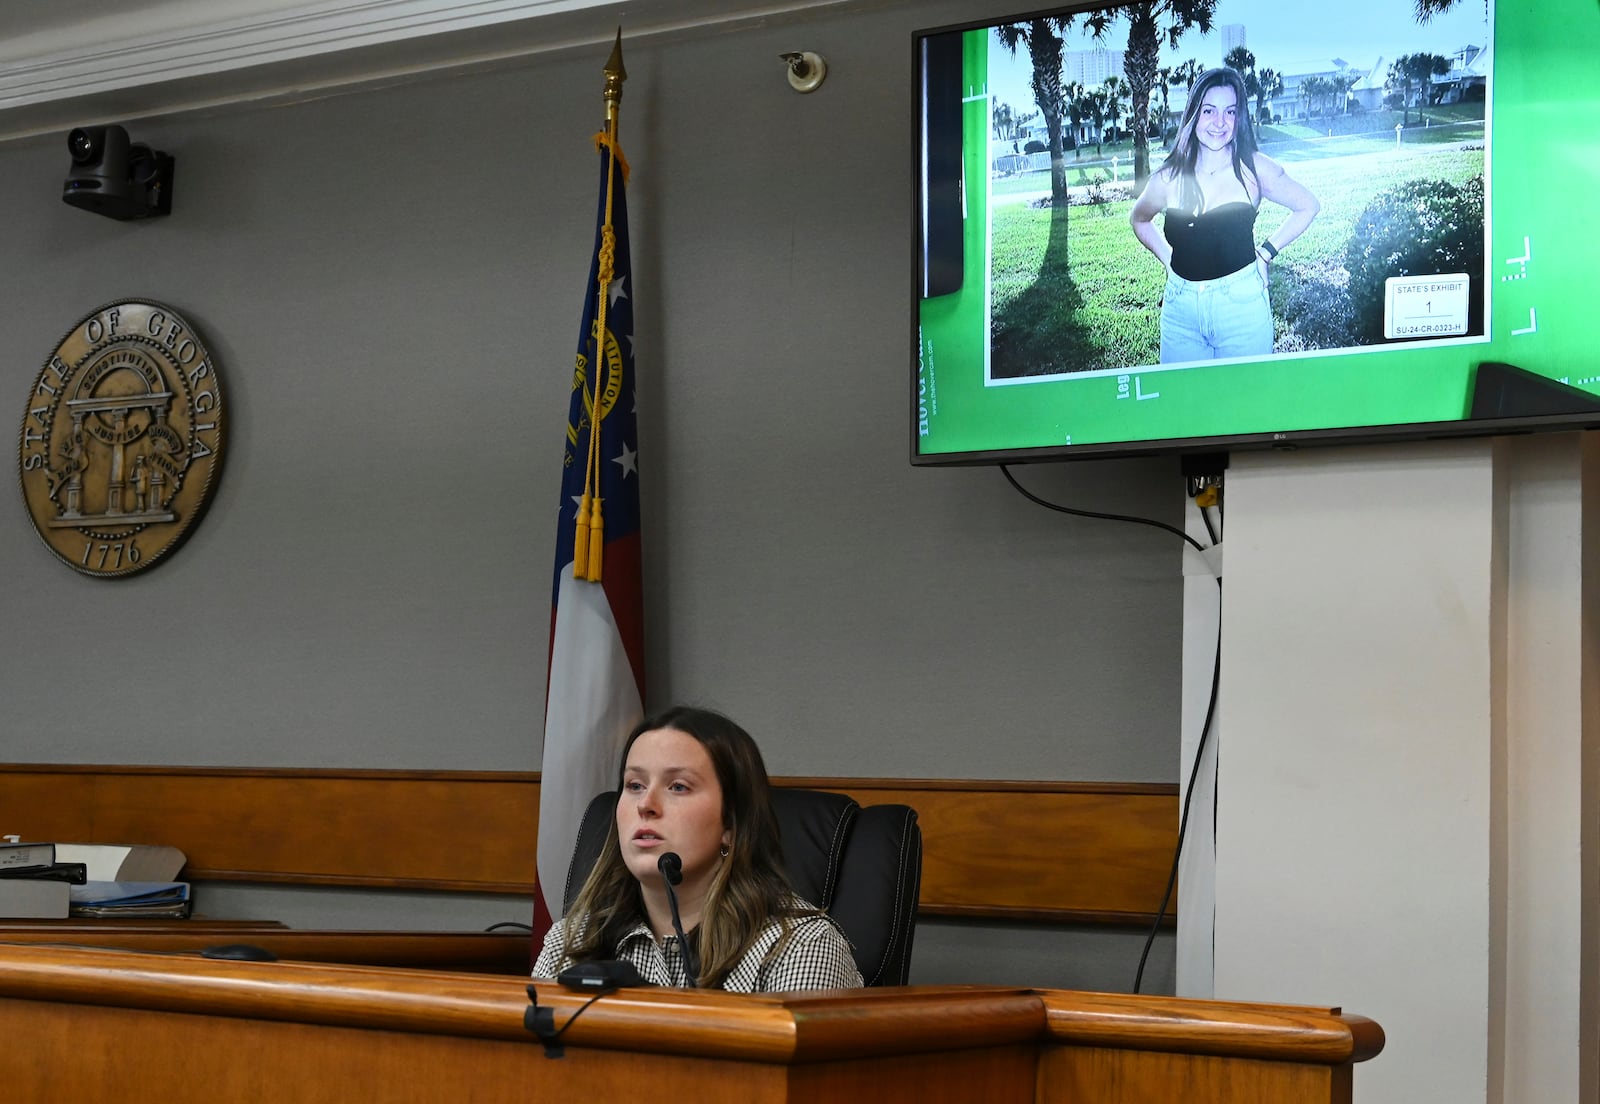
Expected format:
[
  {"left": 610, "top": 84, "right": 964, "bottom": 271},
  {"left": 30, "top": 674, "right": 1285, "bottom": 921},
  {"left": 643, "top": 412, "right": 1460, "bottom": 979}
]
[
  {"left": 660, "top": 873, "right": 700, "bottom": 987},
  {"left": 526, "top": 985, "right": 611, "bottom": 1058},
  {"left": 996, "top": 461, "right": 1222, "bottom": 994},
  {"left": 543, "top": 989, "right": 608, "bottom": 1043},
  {"left": 1000, "top": 464, "right": 1206, "bottom": 554},
  {"left": 485, "top": 921, "right": 534, "bottom": 933},
  {"left": 1133, "top": 601, "right": 1220, "bottom": 994}
]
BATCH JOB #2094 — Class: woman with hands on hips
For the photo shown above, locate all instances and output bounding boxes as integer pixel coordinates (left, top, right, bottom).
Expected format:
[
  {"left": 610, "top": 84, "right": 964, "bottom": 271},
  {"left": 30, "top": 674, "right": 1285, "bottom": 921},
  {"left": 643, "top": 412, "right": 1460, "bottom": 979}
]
[
  {"left": 1130, "top": 67, "right": 1319, "bottom": 363},
  {"left": 533, "top": 705, "right": 862, "bottom": 992}
]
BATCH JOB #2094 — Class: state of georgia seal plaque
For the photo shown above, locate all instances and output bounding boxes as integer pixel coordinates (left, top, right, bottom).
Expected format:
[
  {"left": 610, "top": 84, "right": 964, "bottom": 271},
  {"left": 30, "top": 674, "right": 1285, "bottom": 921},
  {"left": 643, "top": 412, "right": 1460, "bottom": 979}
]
[{"left": 18, "top": 301, "right": 225, "bottom": 577}]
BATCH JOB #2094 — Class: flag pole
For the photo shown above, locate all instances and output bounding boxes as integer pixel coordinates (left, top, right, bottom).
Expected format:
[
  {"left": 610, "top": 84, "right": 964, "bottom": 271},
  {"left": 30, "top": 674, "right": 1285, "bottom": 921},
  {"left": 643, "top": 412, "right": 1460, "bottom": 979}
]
[
  {"left": 574, "top": 30, "right": 627, "bottom": 582},
  {"left": 534, "top": 28, "right": 644, "bottom": 961}
]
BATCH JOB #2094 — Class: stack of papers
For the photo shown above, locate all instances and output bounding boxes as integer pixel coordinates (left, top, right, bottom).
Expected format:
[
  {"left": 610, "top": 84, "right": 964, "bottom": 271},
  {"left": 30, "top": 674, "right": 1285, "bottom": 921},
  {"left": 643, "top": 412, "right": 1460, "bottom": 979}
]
[
  {"left": 0, "top": 842, "right": 190, "bottom": 919},
  {"left": 68, "top": 880, "right": 192, "bottom": 919},
  {"left": 54, "top": 843, "right": 186, "bottom": 882}
]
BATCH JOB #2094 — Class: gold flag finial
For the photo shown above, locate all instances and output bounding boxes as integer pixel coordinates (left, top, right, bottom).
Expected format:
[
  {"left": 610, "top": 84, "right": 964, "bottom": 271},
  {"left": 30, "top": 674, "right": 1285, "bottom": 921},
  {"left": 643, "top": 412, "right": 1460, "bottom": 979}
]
[{"left": 603, "top": 28, "right": 627, "bottom": 123}]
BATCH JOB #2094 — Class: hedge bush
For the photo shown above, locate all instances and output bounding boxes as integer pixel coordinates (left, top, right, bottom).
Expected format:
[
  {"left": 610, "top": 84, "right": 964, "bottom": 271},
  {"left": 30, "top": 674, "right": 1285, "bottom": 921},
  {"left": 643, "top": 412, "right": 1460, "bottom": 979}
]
[{"left": 1344, "top": 174, "right": 1485, "bottom": 343}]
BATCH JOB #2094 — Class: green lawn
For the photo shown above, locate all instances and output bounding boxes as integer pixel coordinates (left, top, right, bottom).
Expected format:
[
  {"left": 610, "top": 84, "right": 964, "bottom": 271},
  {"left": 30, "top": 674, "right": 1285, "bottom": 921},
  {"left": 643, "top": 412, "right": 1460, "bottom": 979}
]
[
  {"left": 992, "top": 160, "right": 1134, "bottom": 195},
  {"left": 988, "top": 142, "right": 1484, "bottom": 375}
]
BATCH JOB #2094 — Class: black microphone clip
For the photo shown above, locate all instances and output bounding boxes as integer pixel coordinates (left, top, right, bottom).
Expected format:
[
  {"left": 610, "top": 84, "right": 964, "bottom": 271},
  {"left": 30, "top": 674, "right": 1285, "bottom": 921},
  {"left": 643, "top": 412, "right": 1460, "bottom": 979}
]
[
  {"left": 524, "top": 985, "right": 564, "bottom": 1059},
  {"left": 527, "top": 963, "right": 647, "bottom": 1060}
]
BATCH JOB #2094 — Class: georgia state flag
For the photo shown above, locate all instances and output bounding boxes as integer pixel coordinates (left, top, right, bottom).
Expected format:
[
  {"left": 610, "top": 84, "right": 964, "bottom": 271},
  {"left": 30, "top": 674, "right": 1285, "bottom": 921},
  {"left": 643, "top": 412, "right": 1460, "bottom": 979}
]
[{"left": 533, "top": 134, "right": 645, "bottom": 950}]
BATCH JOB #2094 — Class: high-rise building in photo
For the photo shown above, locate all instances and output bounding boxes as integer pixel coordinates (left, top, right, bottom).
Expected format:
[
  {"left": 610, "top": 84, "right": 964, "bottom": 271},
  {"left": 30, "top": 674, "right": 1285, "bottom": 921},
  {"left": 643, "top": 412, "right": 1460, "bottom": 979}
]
[{"left": 1063, "top": 46, "right": 1124, "bottom": 87}]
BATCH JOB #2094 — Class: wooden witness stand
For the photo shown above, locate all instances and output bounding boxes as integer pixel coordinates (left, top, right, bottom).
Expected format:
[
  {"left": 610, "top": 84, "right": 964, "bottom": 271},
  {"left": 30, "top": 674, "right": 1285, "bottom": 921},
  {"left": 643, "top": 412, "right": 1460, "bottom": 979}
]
[{"left": 0, "top": 940, "right": 1381, "bottom": 1103}]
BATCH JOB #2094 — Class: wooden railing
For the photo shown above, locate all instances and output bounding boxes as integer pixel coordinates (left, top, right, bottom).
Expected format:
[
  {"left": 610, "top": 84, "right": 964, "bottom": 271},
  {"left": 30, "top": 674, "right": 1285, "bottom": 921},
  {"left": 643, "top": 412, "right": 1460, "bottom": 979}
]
[
  {"left": 0, "top": 765, "right": 1178, "bottom": 925},
  {"left": 0, "top": 942, "right": 1383, "bottom": 1104}
]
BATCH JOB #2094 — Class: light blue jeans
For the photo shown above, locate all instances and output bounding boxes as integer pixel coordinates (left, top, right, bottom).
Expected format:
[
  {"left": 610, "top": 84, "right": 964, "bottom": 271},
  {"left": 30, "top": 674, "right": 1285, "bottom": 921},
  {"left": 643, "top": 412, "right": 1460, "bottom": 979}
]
[{"left": 1160, "top": 263, "right": 1273, "bottom": 363}]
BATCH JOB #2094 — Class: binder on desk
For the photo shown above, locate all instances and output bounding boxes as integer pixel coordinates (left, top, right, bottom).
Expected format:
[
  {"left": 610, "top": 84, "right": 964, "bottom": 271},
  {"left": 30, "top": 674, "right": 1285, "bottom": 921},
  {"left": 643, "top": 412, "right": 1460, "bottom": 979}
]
[
  {"left": 0, "top": 841, "right": 56, "bottom": 873},
  {"left": 0, "top": 878, "right": 70, "bottom": 918},
  {"left": 0, "top": 862, "right": 86, "bottom": 884},
  {"left": 69, "top": 881, "right": 192, "bottom": 920}
]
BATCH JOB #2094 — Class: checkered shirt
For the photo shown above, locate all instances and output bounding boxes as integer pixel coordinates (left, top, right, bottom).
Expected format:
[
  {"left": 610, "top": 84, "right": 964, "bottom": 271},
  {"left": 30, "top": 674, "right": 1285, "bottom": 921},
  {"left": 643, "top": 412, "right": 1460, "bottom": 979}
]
[{"left": 534, "top": 896, "right": 862, "bottom": 992}]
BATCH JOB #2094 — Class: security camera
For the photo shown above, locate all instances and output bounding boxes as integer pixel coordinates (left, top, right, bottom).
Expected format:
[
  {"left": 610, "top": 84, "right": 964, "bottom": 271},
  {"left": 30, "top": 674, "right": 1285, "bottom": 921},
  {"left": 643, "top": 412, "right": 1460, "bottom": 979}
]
[
  {"left": 62, "top": 124, "right": 174, "bottom": 220},
  {"left": 67, "top": 126, "right": 103, "bottom": 165}
]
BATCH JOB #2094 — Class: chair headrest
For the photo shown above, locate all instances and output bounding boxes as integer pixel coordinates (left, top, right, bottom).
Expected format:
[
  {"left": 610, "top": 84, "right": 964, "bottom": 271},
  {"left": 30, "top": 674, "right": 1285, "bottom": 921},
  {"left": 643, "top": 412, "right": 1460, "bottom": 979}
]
[{"left": 770, "top": 788, "right": 858, "bottom": 908}]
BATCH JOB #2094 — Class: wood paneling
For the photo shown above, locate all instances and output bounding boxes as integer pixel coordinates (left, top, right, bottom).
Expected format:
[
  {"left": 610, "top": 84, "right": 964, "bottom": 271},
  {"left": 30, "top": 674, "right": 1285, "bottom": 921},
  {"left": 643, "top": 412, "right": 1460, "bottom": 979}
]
[
  {"left": 1038, "top": 990, "right": 1385, "bottom": 1064},
  {"left": 0, "top": 944, "right": 1044, "bottom": 1060},
  {"left": 0, "top": 766, "right": 540, "bottom": 892},
  {"left": 788, "top": 778, "right": 1179, "bottom": 923},
  {"left": 0, "top": 765, "right": 1178, "bottom": 924},
  {"left": 0, "top": 946, "right": 1382, "bottom": 1104},
  {"left": 1034, "top": 989, "right": 1381, "bottom": 1104},
  {"left": 1040, "top": 1047, "right": 1351, "bottom": 1104}
]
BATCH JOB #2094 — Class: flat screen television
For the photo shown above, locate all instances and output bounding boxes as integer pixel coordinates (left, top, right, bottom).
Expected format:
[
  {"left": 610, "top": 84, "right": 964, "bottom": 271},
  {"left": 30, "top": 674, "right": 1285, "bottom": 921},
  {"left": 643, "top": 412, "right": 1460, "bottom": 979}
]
[{"left": 912, "top": 0, "right": 1600, "bottom": 464}]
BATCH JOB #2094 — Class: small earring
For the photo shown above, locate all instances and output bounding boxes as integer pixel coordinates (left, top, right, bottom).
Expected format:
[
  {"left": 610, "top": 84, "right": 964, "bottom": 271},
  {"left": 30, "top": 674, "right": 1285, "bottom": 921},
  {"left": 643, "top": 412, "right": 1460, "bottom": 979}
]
[{"left": 719, "top": 845, "right": 730, "bottom": 858}]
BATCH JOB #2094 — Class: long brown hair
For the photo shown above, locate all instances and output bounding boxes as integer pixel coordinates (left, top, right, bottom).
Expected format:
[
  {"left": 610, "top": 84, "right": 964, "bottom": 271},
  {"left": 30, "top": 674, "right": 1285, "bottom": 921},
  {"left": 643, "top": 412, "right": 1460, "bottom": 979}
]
[
  {"left": 1162, "top": 66, "right": 1260, "bottom": 214},
  {"left": 563, "top": 705, "right": 808, "bottom": 987}
]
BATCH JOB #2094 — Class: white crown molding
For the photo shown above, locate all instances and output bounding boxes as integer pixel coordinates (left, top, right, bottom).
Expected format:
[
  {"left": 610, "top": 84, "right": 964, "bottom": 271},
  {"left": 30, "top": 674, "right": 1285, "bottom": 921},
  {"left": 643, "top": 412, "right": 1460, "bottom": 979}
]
[{"left": 0, "top": 0, "right": 863, "bottom": 138}]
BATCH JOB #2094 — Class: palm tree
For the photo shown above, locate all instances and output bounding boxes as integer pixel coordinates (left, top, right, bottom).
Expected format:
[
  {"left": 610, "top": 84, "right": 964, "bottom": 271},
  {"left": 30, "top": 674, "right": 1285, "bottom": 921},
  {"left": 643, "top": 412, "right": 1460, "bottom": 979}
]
[
  {"left": 995, "top": 18, "right": 1079, "bottom": 207},
  {"left": 1414, "top": 0, "right": 1486, "bottom": 20},
  {"left": 1410, "top": 53, "right": 1452, "bottom": 114},
  {"left": 1330, "top": 72, "right": 1360, "bottom": 116},
  {"left": 1300, "top": 75, "right": 1322, "bottom": 119},
  {"left": 1223, "top": 45, "right": 1260, "bottom": 121},
  {"left": 1063, "top": 81, "right": 1087, "bottom": 158},
  {"left": 1154, "top": 65, "right": 1175, "bottom": 140},
  {"left": 993, "top": 102, "right": 1014, "bottom": 141},
  {"left": 1163, "top": 59, "right": 1204, "bottom": 144},
  {"left": 1170, "top": 57, "right": 1204, "bottom": 93},
  {"left": 1387, "top": 53, "right": 1450, "bottom": 125},
  {"left": 1101, "top": 75, "right": 1127, "bottom": 143},
  {"left": 1086, "top": 87, "right": 1109, "bottom": 155},
  {"left": 1254, "top": 67, "right": 1282, "bottom": 126},
  {"left": 1086, "top": 1, "right": 1219, "bottom": 187}
]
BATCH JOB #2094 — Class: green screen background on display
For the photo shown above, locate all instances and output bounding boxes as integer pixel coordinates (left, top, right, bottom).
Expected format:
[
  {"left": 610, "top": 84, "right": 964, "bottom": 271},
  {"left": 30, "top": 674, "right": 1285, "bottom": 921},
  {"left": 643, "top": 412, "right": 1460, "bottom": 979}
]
[{"left": 914, "top": 0, "right": 1599, "bottom": 463}]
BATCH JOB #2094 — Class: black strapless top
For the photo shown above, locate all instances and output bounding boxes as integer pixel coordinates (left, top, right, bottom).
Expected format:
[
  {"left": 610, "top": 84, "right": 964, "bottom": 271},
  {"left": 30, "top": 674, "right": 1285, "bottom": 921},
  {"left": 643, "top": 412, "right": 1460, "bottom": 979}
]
[{"left": 1163, "top": 202, "right": 1258, "bottom": 281}]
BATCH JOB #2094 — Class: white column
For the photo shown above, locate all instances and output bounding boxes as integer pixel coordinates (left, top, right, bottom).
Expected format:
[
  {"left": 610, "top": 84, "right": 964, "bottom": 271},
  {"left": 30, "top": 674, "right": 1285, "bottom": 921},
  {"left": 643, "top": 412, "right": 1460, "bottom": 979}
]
[
  {"left": 1493, "top": 432, "right": 1599, "bottom": 1104},
  {"left": 1215, "top": 440, "right": 1496, "bottom": 1104},
  {"left": 1207, "top": 434, "right": 1599, "bottom": 1104},
  {"left": 1176, "top": 494, "right": 1221, "bottom": 998}
]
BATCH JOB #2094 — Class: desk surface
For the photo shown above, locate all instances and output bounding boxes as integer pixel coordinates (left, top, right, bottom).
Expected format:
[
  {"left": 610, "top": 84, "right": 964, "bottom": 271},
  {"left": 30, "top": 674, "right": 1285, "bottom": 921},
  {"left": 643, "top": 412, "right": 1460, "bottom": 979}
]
[
  {"left": 0, "top": 918, "right": 287, "bottom": 931},
  {"left": 0, "top": 921, "right": 527, "bottom": 972},
  {"left": 0, "top": 940, "right": 1381, "bottom": 1104}
]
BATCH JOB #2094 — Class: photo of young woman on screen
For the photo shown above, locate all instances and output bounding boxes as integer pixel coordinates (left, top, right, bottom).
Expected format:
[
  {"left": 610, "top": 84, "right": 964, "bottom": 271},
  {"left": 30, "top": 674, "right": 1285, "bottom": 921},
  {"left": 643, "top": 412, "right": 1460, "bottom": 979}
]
[{"left": 1129, "top": 66, "right": 1320, "bottom": 364}]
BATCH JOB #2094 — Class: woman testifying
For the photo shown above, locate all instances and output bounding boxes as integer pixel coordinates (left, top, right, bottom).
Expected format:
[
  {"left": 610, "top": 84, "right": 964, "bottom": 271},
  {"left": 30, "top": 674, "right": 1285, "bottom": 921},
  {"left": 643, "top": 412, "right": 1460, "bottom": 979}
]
[
  {"left": 533, "top": 706, "right": 863, "bottom": 992},
  {"left": 1130, "top": 67, "right": 1319, "bottom": 363}
]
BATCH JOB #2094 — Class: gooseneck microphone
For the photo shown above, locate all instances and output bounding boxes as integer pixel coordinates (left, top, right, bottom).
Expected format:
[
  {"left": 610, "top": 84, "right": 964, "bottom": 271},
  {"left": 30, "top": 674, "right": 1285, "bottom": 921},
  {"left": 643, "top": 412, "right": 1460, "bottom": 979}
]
[{"left": 656, "top": 852, "right": 699, "bottom": 987}]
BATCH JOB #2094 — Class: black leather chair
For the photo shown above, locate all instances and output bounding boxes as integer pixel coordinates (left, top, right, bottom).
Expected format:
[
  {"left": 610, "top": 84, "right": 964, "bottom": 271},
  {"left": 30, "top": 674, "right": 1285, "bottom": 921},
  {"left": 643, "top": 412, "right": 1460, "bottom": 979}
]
[{"left": 562, "top": 788, "right": 922, "bottom": 986}]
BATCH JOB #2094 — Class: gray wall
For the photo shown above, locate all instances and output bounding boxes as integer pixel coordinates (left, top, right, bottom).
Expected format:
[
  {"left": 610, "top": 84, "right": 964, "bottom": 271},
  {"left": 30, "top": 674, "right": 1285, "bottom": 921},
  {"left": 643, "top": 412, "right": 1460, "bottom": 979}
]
[{"left": 0, "top": 0, "right": 1179, "bottom": 991}]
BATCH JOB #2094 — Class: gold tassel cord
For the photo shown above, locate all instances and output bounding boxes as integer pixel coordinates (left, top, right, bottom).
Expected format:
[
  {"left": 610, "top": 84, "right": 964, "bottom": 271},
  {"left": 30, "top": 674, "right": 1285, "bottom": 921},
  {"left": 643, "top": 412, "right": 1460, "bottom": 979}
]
[
  {"left": 586, "top": 497, "right": 606, "bottom": 581},
  {"left": 579, "top": 489, "right": 598, "bottom": 576},
  {"left": 592, "top": 130, "right": 631, "bottom": 184},
  {"left": 582, "top": 125, "right": 620, "bottom": 582},
  {"left": 575, "top": 126, "right": 628, "bottom": 581},
  {"left": 573, "top": 32, "right": 627, "bottom": 582}
]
